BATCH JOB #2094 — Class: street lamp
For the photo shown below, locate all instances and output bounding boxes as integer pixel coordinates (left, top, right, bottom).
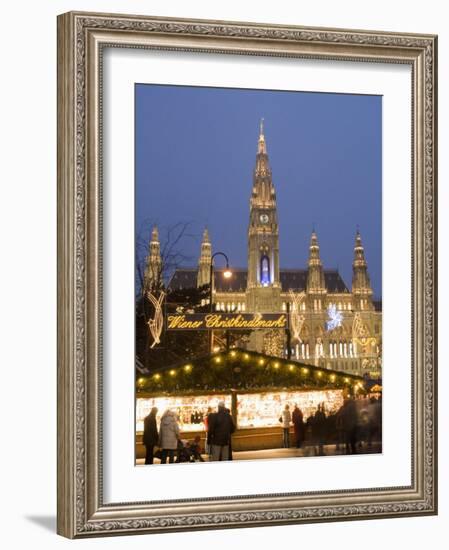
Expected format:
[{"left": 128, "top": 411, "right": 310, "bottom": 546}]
[{"left": 209, "top": 251, "right": 232, "bottom": 352}]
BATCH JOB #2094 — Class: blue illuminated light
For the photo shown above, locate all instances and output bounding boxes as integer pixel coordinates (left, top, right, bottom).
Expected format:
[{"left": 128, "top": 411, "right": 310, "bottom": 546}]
[
  {"left": 326, "top": 304, "right": 343, "bottom": 331},
  {"left": 260, "top": 255, "right": 270, "bottom": 285}
]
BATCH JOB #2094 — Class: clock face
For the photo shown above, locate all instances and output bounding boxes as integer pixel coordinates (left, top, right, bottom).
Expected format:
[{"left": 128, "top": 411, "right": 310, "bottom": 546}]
[{"left": 259, "top": 214, "right": 269, "bottom": 224}]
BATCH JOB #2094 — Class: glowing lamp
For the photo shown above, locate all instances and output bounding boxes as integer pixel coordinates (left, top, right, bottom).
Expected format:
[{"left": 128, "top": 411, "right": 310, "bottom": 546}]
[{"left": 223, "top": 269, "right": 232, "bottom": 279}]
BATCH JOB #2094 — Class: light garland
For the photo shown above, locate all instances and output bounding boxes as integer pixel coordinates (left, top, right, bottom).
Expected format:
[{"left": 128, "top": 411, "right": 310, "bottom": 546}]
[{"left": 138, "top": 350, "right": 364, "bottom": 390}]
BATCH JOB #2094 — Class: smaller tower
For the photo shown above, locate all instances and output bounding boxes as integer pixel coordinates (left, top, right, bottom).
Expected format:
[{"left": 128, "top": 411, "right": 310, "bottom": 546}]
[
  {"left": 306, "top": 231, "right": 326, "bottom": 294},
  {"left": 144, "top": 226, "right": 162, "bottom": 291},
  {"left": 351, "top": 229, "right": 373, "bottom": 309},
  {"left": 197, "top": 228, "right": 212, "bottom": 288}
]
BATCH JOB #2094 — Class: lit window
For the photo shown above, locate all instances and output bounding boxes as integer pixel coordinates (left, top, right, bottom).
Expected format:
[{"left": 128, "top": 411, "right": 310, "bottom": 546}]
[{"left": 260, "top": 255, "right": 270, "bottom": 285}]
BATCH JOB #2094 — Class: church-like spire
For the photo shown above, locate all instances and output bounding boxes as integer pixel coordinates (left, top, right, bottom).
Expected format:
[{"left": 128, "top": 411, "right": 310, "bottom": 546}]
[
  {"left": 258, "top": 117, "right": 267, "bottom": 154},
  {"left": 252, "top": 119, "right": 275, "bottom": 206},
  {"left": 144, "top": 225, "right": 162, "bottom": 291},
  {"left": 352, "top": 229, "right": 372, "bottom": 299},
  {"left": 247, "top": 119, "right": 281, "bottom": 300},
  {"left": 306, "top": 230, "right": 326, "bottom": 294},
  {"left": 197, "top": 227, "right": 212, "bottom": 288}
]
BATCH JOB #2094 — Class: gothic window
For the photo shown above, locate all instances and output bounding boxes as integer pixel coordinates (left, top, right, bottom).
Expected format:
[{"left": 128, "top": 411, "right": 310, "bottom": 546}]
[{"left": 260, "top": 254, "right": 270, "bottom": 285}]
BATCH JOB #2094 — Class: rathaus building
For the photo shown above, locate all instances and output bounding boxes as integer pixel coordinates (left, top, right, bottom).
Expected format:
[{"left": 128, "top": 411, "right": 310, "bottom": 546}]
[{"left": 145, "top": 122, "right": 382, "bottom": 379}]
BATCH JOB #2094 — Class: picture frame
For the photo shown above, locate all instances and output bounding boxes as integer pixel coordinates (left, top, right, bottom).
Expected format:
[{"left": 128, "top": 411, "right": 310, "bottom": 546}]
[{"left": 57, "top": 11, "right": 438, "bottom": 538}]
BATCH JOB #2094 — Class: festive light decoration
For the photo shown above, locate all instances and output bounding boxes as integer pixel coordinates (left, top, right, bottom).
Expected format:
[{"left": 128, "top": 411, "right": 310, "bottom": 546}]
[
  {"left": 147, "top": 290, "right": 165, "bottom": 348},
  {"left": 289, "top": 290, "right": 306, "bottom": 342},
  {"left": 326, "top": 303, "right": 343, "bottom": 331}
]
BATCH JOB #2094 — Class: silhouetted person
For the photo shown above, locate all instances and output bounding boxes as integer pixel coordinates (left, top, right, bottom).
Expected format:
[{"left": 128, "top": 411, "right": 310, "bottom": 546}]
[
  {"left": 280, "top": 404, "right": 292, "bottom": 448},
  {"left": 313, "top": 404, "right": 327, "bottom": 456},
  {"left": 292, "top": 404, "right": 305, "bottom": 448},
  {"left": 340, "top": 398, "right": 358, "bottom": 454},
  {"left": 143, "top": 407, "right": 158, "bottom": 465}
]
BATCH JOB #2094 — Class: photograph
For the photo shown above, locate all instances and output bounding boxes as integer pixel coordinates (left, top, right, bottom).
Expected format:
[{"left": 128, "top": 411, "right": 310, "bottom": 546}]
[{"left": 134, "top": 84, "right": 383, "bottom": 466}]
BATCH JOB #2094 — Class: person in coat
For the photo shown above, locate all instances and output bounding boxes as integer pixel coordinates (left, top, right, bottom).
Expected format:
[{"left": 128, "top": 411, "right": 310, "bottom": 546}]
[
  {"left": 207, "top": 401, "right": 235, "bottom": 461},
  {"left": 142, "top": 407, "right": 158, "bottom": 465},
  {"left": 159, "top": 409, "right": 180, "bottom": 464},
  {"left": 292, "top": 404, "right": 305, "bottom": 448},
  {"left": 280, "top": 404, "right": 292, "bottom": 448}
]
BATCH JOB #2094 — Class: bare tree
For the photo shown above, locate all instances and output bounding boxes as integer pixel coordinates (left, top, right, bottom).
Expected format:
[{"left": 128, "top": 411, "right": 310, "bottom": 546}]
[{"left": 135, "top": 220, "right": 197, "bottom": 297}]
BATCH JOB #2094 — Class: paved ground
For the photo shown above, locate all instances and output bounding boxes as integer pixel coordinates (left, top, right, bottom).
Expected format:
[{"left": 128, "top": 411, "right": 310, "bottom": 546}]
[{"left": 136, "top": 442, "right": 382, "bottom": 465}]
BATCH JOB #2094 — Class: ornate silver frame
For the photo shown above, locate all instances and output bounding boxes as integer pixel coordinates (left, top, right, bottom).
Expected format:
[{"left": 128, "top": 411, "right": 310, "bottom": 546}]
[{"left": 57, "top": 11, "right": 438, "bottom": 538}]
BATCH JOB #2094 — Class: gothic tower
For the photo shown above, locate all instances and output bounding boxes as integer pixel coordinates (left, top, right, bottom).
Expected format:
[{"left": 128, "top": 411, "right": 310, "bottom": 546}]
[
  {"left": 144, "top": 225, "right": 162, "bottom": 291},
  {"left": 246, "top": 119, "right": 281, "bottom": 312},
  {"left": 351, "top": 229, "right": 373, "bottom": 309},
  {"left": 306, "top": 231, "right": 326, "bottom": 294},
  {"left": 197, "top": 228, "right": 212, "bottom": 288}
]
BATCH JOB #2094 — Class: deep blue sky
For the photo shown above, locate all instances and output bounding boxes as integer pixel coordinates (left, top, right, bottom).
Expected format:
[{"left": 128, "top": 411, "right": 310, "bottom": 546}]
[{"left": 135, "top": 84, "right": 382, "bottom": 298}]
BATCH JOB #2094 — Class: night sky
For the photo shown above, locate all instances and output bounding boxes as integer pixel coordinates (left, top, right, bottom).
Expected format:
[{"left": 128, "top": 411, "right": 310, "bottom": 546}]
[{"left": 135, "top": 84, "right": 382, "bottom": 298}]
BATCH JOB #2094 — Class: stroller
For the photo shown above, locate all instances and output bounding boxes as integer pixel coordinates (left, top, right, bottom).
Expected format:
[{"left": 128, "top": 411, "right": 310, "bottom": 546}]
[
  {"left": 176, "top": 437, "right": 205, "bottom": 463},
  {"left": 176, "top": 439, "right": 192, "bottom": 463}
]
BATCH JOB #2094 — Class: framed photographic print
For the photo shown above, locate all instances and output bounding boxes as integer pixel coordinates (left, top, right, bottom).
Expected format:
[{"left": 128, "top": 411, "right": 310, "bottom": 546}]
[{"left": 57, "top": 11, "right": 438, "bottom": 538}]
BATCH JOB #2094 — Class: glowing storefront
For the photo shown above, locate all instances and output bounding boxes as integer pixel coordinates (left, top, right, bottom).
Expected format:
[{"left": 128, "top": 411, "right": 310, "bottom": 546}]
[{"left": 135, "top": 349, "right": 364, "bottom": 454}]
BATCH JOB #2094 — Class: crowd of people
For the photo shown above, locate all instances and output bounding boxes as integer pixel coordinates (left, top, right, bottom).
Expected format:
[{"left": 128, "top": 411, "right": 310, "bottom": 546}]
[
  {"left": 142, "top": 401, "right": 235, "bottom": 464},
  {"left": 280, "top": 396, "right": 382, "bottom": 455},
  {"left": 142, "top": 396, "right": 382, "bottom": 464}
]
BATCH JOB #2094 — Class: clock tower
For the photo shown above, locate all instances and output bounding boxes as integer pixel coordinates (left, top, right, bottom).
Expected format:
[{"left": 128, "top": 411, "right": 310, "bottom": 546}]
[{"left": 246, "top": 120, "right": 281, "bottom": 312}]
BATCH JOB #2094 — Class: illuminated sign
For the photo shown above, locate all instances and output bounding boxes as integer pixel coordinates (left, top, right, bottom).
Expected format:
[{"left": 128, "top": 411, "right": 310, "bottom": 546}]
[{"left": 166, "top": 312, "right": 287, "bottom": 331}]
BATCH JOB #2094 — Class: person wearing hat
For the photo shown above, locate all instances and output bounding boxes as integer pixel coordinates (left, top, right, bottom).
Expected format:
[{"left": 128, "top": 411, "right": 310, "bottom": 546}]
[{"left": 207, "top": 401, "right": 235, "bottom": 461}]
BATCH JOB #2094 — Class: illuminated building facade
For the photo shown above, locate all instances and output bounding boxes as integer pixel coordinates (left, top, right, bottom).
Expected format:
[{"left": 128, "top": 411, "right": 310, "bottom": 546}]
[{"left": 146, "top": 122, "right": 382, "bottom": 378}]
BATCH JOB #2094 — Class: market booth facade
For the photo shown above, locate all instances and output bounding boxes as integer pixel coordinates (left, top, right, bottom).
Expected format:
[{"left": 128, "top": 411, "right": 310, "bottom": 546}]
[{"left": 135, "top": 348, "right": 365, "bottom": 457}]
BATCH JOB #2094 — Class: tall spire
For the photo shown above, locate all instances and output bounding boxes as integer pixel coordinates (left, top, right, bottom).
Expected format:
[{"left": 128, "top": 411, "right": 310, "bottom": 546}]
[
  {"left": 246, "top": 119, "right": 281, "bottom": 302},
  {"left": 306, "top": 231, "right": 326, "bottom": 294},
  {"left": 352, "top": 229, "right": 373, "bottom": 299},
  {"left": 197, "top": 227, "right": 212, "bottom": 288},
  {"left": 144, "top": 225, "right": 162, "bottom": 291},
  {"left": 252, "top": 119, "right": 274, "bottom": 204},
  {"left": 258, "top": 118, "right": 267, "bottom": 154}
]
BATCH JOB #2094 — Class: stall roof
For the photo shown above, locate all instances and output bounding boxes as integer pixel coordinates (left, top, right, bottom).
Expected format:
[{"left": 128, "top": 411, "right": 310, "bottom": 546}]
[{"left": 136, "top": 348, "right": 364, "bottom": 395}]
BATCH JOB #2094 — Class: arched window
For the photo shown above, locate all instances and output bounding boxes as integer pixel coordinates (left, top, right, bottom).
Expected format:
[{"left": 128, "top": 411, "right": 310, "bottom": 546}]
[{"left": 260, "top": 255, "right": 270, "bottom": 285}]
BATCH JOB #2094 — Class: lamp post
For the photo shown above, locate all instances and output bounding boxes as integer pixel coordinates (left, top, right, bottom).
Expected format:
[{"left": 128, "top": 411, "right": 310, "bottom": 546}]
[{"left": 209, "top": 252, "right": 232, "bottom": 353}]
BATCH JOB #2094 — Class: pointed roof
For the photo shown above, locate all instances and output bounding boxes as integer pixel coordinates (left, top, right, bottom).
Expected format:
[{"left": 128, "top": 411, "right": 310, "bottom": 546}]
[
  {"left": 202, "top": 227, "right": 210, "bottom": 244},
  {"left": 151, "top": 225, "right": 159, "bottom": 242},
  {"left": 258, "top": 117, "right": 267, "bottom": 154},
  {"left": 353, "top": 229, "right": 367, "bottom": 266}
]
